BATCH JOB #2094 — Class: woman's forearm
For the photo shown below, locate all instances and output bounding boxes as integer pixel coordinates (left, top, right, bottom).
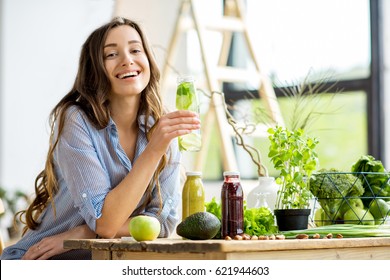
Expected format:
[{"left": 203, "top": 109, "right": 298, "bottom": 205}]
[{"left": 96, "top": 147, "right": 162, "bottom": 238}]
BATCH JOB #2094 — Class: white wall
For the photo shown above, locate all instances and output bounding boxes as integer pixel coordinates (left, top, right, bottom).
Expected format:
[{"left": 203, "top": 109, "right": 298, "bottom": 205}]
[{"left": 0, "top": 0, "right": 115, "bottom": 194}]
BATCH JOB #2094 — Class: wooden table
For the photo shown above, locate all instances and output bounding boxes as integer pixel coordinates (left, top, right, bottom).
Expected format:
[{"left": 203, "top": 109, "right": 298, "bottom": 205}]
[{"left": 64, "top": 237, "right": 390, "bottom": 260}]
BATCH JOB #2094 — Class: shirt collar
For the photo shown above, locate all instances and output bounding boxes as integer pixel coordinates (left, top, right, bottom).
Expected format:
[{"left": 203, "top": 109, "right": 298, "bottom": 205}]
[
  {"left": 106, "top": 114, "right": 156, "bottom": 133},
  {"left": 137, "top": 114, "right": 156, "bottom": 133}
]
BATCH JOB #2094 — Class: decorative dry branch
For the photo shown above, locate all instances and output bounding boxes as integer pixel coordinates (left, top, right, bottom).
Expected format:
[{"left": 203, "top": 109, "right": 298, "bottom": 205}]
[{"left": 199, "top": 89, "right": 268, "bottom": 177}]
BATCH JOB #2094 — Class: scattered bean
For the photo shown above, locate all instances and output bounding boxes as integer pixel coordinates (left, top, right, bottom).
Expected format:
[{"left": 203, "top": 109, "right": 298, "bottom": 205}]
[
  {"left": 233, "top": 235, "right": 243, "bottom": 240},
  {"left": 242, "top": 233, "right": 251, "bottom": 240},
  {"left": 296, "top": 234, "right": 309, "bottom": 239},
  {"left": 258, "top": 235, "right": 269, "bottom": 240},
  {"left": 275, "top": 234, "right": 285, "bottom": 240},
  {"left": 222, "top": 232, "right": 343, "bottom": 241},
  {"left": 312, "top": 233, "right": 321, "bottom": 239}
]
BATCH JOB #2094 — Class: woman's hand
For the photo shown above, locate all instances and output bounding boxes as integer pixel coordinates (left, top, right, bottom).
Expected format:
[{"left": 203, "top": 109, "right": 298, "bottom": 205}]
[
  {"left": 148, "top": 110, "right": 201, "bottom": 155},
  {"left": 22, "top": 224, "right": 95, "bottom": 260}
]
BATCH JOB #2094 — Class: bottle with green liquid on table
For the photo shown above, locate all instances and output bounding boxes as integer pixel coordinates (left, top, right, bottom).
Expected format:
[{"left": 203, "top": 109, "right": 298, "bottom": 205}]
[
  {"left": 182, "top": 171, "right": 205, "bottom": 221},
  {"left": 176, "top": 76, "right": 201, "bottom": 152}
]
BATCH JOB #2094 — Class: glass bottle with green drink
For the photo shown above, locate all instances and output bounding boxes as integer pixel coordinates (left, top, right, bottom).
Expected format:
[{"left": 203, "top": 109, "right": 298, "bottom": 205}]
[
  {"left": 181, "top": 171, "right": 205, "bottom": 221},
  {"left": 176, "top": 76, "right": 201, "bottom": 152}
]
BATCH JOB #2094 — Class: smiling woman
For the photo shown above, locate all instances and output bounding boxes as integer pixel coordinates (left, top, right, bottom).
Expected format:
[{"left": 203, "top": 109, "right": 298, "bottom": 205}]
[{"left": 0, "top": 17, "right": 200, "bottom": 260}]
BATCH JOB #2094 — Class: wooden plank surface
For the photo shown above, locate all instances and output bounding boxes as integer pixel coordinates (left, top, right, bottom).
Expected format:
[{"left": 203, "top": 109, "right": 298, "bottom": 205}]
[
  {"left": 64, "top": 237, "right": 390, "bottom": 253},
  {"left": 63, "top": 237, "right": 390, "bottom": 260},
  {"left": 110, "top": 247, "right": 390, "bottom": 260}
]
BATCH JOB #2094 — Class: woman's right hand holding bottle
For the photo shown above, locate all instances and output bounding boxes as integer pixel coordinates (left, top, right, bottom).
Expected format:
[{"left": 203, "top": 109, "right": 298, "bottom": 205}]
[{"left": 148, "top": 110, "right": 200, "bottom": 155}]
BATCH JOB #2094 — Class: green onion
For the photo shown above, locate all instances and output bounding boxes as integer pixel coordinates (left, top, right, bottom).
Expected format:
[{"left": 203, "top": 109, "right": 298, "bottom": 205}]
[{"left": 280, "top": 224, "right": 390, "bottom": 238}]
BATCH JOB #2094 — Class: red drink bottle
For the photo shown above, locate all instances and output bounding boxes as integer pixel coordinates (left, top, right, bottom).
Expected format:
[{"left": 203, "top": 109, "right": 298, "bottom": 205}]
[{"left": 221, "top": 171, "right": 244, "bottom": 238}]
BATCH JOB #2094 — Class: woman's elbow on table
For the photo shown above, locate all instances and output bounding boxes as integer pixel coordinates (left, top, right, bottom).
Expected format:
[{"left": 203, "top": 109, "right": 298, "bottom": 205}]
[
  {"left": 95, "top": 227, "right": 117, "bottom": 239},
  {"left": 95, "top": 220, "right": 121, "bottom": 239}
]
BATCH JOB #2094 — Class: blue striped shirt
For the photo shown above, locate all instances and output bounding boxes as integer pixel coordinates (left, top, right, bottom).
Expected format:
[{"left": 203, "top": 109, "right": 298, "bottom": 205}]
[{"left": 1, "top": 106, "right": 181, "bottom": 260}]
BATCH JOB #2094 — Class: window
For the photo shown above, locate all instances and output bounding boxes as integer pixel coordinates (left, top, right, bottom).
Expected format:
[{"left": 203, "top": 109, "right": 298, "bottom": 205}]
[
  {"left": 244, "top": 0, "right": 370, "bottom": 84},
  {"left": 209, "top": 0, "right": 384, "bottom": 179}
]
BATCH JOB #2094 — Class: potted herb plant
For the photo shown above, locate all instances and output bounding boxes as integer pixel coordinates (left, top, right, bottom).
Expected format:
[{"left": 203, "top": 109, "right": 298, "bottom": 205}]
[{"left": 268, "top": 125, "right": 319, "bottom": 230}]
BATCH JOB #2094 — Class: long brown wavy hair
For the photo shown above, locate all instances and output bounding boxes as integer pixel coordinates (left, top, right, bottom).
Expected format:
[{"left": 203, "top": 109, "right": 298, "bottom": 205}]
[{"left": 16, "top": 17, "right": 167, "bottom": 235}]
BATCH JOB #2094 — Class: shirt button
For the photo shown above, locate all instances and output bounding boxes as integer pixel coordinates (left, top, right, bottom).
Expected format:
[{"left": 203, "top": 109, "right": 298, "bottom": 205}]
[
  {"left": 82, "top": 193, "right": 87, "bottom": 198},
  {"left": 168, "top": 199, "right": 172, "bottom": 204}
]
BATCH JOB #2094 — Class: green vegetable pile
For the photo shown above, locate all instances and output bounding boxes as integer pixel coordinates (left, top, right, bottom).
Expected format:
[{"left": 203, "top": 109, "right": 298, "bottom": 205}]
[
  {"left": 205, "top": 197, "right": 277, "bottom": 238},
  {"left": 309, "top": 168, "right": 365, "bottom": 223},
  {"left": 310, "top": 155, "right": 390, "bottom": 226}
]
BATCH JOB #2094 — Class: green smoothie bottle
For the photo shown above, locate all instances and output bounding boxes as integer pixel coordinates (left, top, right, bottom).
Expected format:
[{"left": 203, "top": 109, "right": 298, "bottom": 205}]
[
  {"left": 182, "top": 171, "right": 205, "bottom": 221},
  {"left": 176, "top": 76, "right": 201, "bottom": 152}
]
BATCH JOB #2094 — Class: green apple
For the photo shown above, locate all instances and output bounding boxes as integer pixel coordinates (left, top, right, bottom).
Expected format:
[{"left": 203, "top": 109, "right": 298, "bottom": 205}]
[
  {"left": 343, "top": 207, "right": 375, "bottom": 225},
  {"left": 368, "top": 199, "right": 390, "bottom": 224},
  {"left": 314, "top": 208, "right": 332, "bottom": 226},
  {"left": 339, "top": 198, "right": 364, "bottom": 216},
  {"left": 129, "top": 215, "right": 161, "bottom": 241}
]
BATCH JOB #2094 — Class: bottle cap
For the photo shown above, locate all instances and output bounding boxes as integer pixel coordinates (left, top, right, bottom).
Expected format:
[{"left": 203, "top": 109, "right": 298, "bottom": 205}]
[
  {"left": 177, "top": 75, "right": 194, "bottom": 84},
  {"left": 223, "top": 171, "right": 240, "bottom": 176},
  {"left": 186, "top": 171, "right": 202, "bottom": 177}
]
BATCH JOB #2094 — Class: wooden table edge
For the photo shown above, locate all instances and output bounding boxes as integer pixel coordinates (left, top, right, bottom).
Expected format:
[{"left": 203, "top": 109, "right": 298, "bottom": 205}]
[{"left": 64, "top": 237, "right": 390, "bottom": 253}]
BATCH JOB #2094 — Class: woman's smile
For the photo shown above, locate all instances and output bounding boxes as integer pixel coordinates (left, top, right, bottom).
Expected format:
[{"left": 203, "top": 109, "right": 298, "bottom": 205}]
[{"left": 116, "top": 70, "right": 140, "bottom": 79}]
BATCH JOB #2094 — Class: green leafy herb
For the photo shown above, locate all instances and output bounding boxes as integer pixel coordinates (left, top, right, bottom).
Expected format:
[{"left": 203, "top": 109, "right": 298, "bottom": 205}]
[
  {"left": 351, "top": 155, "right": 390, "bottom": 206},
  {"left": 176, "top": 81, "right": 195, "bottom": 110},
  {"left": 205, "top": 197, "right": 221, "bottom": 220},
  {"left": 268, "top": 125, "right": 319, "bottom": 209},
  {"left": 244, "top": 206, "right": 278, "bottom": 236}
]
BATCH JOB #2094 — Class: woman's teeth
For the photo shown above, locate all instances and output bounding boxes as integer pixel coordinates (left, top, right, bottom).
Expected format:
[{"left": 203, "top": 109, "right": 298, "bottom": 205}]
[{"left": 118, "top": 71, "right": 138, "bottom": 79}]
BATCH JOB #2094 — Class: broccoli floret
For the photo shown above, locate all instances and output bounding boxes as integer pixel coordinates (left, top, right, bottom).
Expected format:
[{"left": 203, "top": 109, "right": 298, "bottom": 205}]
[{"left": 309, "top": 168, "right": 365, "bottom": 222}]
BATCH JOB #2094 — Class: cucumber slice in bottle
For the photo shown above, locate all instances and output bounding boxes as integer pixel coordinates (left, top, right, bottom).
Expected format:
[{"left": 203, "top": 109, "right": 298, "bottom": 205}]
[
  {"left": 176, "top": 82, "right": 195, "bottom": 110},
  {"left": 178, "top": 133, "right": 202, "bottom": 151}
]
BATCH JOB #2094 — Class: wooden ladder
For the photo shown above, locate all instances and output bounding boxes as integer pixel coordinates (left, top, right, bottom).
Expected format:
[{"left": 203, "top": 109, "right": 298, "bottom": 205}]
[{"left": 161, "top": 0, "right": 284, "bottom": 172}]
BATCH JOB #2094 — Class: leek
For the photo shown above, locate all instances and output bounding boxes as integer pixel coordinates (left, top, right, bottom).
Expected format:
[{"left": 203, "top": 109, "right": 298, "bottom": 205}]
[{"left": 280, "top": 224, "right": 390, "bottom": 238}]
